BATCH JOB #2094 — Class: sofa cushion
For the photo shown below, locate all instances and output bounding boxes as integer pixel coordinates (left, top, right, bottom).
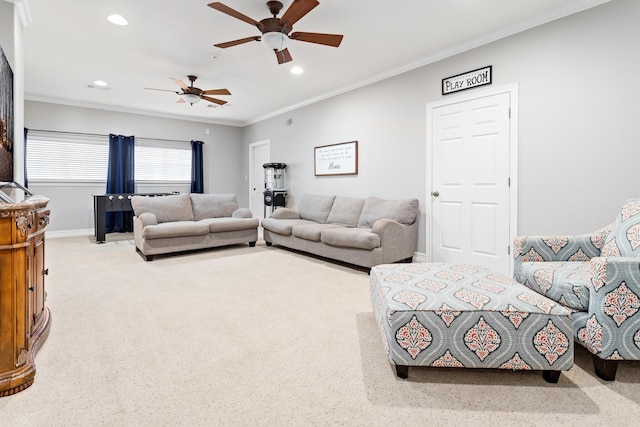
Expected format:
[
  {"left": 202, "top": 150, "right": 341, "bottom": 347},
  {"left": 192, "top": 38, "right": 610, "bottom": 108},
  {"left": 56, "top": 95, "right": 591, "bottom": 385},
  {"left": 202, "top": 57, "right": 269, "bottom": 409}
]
[
  {"left": 232, "top": 208, "right": 253, "bottom": 219},
  {"left": 601, "top": 199, "right": 640, "bottom": 257},
  {"left": 261, "top": 218, "right": 317, "bottom": 236},
  {"left": 201, "top": 217, "right": 259, "bottom": 233},
  {"left": 357, "top": 197, "right": 419, "bottom": 228},
  {"left": 326, "top": 196, "right": 365, "bottom": 227},
  {"left": 291, "top": 223, "right": 343, "bottom": 242},
  {"left": 321, "top": 227, "right": 381, "bottom": 250},
  {"left": 298, "top": 194, "right": 336, "bottom": 224},
  {"left": 190, "top": 193, "right": 239, "bottom": 221},
  {"left": 271, "top": 208, "right": 301, "bottom": 220},
  {"left": 132, "top": 194, "right": 194, "bottom": 223},
  {"left": 517, "top": 261, "right": 591, "bottom": 311},
  {"left": 142, "top": 221, "right": 209, "bottom": 240}
]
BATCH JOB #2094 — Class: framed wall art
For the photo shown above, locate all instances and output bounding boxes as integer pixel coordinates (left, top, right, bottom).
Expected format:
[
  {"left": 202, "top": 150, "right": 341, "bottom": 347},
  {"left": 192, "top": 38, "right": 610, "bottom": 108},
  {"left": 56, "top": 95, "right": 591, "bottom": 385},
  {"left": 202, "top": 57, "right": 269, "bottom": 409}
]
[
  {"left": 314, "top": 141, "right": 358, "bottom": 176},
  {"left": 0, "top": 45, "right": 14, "bottom": 182}
]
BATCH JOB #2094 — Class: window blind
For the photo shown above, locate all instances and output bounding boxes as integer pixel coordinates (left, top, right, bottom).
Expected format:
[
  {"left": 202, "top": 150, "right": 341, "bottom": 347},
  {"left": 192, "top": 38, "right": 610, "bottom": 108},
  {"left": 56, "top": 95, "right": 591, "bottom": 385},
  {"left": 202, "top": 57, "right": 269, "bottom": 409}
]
[{"left": 26, "top": 131, "right": 191, "bottom": 183}]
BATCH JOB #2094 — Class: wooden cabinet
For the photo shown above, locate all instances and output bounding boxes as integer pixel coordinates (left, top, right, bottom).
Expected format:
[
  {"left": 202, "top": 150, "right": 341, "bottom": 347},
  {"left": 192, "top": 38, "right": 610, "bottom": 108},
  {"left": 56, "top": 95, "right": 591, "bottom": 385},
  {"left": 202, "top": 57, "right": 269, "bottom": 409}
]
[{"left": 0, "top": 196, "right": 51, "bottom": 396}]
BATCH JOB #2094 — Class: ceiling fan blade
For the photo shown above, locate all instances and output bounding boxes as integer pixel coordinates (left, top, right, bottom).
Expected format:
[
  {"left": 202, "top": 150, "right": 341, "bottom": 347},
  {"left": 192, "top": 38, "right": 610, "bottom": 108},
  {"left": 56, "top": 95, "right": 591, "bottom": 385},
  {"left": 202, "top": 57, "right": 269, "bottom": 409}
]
[
  {"left": 214, "top": 36, "right": 260, "bottom": 49},
  {"left": 276, "top": 48, "right": 293, "bottom": 64},
  {"left": 201, "top": 95, "right": 228, "bottom": 105},
  {"left": 176, "top": 98, "right": 186, "bottom": 104},
  {"left": 170, "top": 78, "right": 189, "bottom": 91},
  {"left": 208, "top": 2, "right": 260, "bottom": 26},
  {"left": 280, "top": 0, "right": 319, "bottom": 26},
  {"left": 202, "top": 89, "right": 231, "bottom": 96},
  {"left": 144, "top": 87, "right": 179, "bottom": 94},
  {"left": 290, "top": 32, "right": 343, "bottom": 47}
]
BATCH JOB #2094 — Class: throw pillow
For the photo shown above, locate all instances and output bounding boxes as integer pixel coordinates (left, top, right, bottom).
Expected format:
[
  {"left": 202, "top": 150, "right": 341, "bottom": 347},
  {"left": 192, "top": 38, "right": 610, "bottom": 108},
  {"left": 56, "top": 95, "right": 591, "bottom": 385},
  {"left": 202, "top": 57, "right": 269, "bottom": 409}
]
[{"left": 357, "top": 197, "right": 419, "bottom": 228}]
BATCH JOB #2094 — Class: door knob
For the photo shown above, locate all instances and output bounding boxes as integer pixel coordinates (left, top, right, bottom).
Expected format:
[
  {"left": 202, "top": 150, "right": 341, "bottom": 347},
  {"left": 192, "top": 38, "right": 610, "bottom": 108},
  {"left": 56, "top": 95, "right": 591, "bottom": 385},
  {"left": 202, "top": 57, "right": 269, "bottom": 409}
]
[{"left": 431, "top": 191, "right": 440, "bottom": 197}]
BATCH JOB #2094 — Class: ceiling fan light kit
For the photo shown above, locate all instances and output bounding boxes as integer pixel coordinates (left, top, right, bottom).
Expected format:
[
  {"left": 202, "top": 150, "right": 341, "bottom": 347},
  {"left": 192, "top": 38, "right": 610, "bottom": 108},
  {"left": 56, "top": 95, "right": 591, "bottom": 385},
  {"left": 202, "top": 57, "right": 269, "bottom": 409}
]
[
  {"left": 261, "top": 31, "right": 288, "bottom": 51},
  {"left": 182, "top": 93, "right": 201, "bottom": 104}
]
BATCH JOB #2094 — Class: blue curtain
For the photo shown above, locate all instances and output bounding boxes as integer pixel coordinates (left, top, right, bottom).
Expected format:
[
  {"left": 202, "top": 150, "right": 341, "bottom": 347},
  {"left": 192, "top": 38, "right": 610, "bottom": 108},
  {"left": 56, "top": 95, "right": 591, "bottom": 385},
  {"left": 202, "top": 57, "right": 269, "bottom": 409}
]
[
  {"left": 191, "top": 140, "right": 204, "bottom": 193},
  {"left": 106, "top": 134, "right": 135, "bottom": 233}
]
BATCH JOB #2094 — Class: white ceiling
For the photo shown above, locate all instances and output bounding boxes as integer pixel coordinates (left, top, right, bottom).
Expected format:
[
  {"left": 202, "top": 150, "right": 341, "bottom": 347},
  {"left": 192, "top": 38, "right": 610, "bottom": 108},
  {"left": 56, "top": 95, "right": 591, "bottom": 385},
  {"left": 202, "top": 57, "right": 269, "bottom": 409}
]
[{"left": 21, "top": 0, "right": 609, "bottom": 127}]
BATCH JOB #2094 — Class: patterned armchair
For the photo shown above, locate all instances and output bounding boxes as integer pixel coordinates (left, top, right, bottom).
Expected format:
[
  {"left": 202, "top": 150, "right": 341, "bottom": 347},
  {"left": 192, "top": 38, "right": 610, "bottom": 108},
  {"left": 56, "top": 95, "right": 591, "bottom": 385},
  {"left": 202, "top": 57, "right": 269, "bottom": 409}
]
[{"left": 513, "top": 199, "right": 640, "bottom": 380}]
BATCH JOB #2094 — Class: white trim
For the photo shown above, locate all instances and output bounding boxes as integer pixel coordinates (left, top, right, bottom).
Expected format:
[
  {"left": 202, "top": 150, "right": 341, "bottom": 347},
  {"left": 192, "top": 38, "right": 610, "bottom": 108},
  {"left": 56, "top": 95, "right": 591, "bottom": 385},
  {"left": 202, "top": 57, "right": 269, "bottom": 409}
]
[
  {"left": 426, "top": 83, "right": 519, "bottom": 276},
  {"left": 5, "top": 0, "right": 32, "bottom": 26},
  {"left": 47, "top": 228, "right": 93, "bottom": 239},
  {"left": 248, "top": 140, "right": 270, "bottom": 218}
]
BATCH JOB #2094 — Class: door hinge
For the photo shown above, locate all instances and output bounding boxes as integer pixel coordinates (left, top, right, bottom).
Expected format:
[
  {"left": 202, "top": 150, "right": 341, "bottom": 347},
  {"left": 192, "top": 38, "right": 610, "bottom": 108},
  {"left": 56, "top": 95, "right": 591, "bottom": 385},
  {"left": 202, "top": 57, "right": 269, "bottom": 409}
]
[
  {"left": 508, "top": 108, "right": 511, "bottom": 118},
  {"left": 508, "top": 177, "right": 511, "bottom": 187},
  {"left": 507, "top": 246, "right": 511, "bottom": 255}
]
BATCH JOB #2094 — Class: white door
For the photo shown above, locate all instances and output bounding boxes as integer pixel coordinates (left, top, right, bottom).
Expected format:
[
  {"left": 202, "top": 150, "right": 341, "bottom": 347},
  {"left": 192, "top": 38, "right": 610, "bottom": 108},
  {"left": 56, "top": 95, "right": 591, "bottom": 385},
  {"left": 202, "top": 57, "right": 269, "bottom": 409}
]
[
  {"left": 249, "top": 141, "right": 270, "bottom": 220},
  {"left": 429, "top": 90, "right": 514, "bottom": 275}
]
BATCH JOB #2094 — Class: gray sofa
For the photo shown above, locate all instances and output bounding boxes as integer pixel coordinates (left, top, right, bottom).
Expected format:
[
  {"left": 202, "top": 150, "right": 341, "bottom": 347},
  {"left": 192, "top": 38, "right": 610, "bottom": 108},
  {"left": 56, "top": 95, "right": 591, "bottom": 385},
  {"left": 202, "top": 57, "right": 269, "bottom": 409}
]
[
  {"left": 131, "top": 193, "right": 259, "bottom": 261},
  {"left": 261, "top": 193, "right": 419, "bottom": 268}
]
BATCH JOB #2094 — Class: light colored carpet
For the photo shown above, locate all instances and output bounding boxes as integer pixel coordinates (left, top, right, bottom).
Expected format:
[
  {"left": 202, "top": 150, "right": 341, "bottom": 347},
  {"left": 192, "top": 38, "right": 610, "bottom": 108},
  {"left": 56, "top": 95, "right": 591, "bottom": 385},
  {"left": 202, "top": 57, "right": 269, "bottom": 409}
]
[{"left": 2, "top": 235, "right": 640, "bottom": 426}]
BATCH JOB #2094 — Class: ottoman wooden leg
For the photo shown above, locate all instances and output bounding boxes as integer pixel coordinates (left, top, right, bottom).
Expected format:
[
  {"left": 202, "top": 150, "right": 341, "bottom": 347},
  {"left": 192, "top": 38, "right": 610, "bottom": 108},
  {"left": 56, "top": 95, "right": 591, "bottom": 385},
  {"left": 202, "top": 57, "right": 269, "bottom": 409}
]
[
  {"left": 395, "top": 365, "right": 409, "bottom": 379},
  {"left": 542, "top": 370, "right": 561, "bottom": 383}
]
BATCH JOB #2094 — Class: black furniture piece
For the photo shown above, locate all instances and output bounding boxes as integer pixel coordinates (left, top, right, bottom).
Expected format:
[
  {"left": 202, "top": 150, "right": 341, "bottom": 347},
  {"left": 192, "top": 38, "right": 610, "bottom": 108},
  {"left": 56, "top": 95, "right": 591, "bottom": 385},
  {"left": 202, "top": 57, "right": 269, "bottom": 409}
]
[{"left": 93, "top": 193, "right": 177, "bottom": 243}]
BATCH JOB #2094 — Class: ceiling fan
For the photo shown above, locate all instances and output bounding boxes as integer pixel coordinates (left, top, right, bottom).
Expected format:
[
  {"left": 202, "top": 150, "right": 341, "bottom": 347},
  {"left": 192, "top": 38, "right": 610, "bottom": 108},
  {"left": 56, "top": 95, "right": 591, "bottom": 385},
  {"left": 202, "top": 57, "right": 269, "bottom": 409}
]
[
  {"left": 208, "top": 0, "right": 343, "bottom": 64},
  {"left": 144, "top": 75, "right": 231, "bottom": 105}
]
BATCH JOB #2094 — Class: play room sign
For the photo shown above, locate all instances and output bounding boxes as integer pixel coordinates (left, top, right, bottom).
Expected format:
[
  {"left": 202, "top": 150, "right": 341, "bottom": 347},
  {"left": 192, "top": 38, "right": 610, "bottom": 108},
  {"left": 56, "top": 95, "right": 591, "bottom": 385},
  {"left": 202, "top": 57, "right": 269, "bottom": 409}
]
[{"left": 442, "top": 66, "right": 492, "bottom": 95}]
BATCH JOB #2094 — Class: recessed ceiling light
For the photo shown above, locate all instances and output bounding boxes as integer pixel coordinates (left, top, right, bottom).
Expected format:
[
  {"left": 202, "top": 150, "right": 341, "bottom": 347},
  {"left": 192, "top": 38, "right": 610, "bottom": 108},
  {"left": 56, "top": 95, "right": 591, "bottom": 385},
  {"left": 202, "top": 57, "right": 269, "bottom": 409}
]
[
  {"left": 107, "top": 14, "right": 128, "bottom": 26},
  {"left": 87, "top": 83, "right": 110, "bottom": 91},
  {"left": 290, "top": 66, "right": 303, "bottom": 75},
  {"left": 93, "top": 80, "right": 108, "bottom": 87}
]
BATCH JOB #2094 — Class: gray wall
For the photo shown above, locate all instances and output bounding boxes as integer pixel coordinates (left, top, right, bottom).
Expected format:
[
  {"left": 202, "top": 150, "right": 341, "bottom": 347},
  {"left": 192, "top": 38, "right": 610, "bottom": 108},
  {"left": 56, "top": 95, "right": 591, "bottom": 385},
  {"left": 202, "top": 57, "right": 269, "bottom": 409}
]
[
  {"left": 242, "top": 0, "right": 640, "bottom": 256},
  {"left": 25, "top": 101, "right": 243, "bottom": 233}
]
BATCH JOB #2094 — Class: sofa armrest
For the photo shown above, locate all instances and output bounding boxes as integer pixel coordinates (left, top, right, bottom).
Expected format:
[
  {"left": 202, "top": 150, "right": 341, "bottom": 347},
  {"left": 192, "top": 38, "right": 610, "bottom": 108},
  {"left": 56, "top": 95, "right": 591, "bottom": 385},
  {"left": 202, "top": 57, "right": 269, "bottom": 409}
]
[
  {"left": 232, "top": 208, "right": 253, "bottom": 218},
  {"left": 136, "top": 212, "right": 158, "bottom": 227},
  {"left": 513, "top": 233, "right": 603, "bottom": 282},
  {"left": 133, "top": 213, "right": 158, "bottom": 251},
  {"left": 589, "top": 256, "right": 640, "bottom": 295},
  {"left": 372, "top": 219, "right": 418, "bottom": 262},
  {"left": 271, "top": 208, "right": 301, "bottom": 220},
  {"left": 577, "top": 256, "right": 640, "bottom": 357}
]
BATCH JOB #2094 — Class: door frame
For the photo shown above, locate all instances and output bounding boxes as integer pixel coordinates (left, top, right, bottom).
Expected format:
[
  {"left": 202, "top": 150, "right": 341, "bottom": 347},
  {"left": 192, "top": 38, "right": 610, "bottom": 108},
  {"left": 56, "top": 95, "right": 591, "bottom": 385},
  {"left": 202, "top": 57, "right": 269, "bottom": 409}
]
[
  {"left": 248, "top": 140, "right": 270, "bottom": 219},
  {"left": 425, "top": 83, "right": 519, "bottom": 275}
]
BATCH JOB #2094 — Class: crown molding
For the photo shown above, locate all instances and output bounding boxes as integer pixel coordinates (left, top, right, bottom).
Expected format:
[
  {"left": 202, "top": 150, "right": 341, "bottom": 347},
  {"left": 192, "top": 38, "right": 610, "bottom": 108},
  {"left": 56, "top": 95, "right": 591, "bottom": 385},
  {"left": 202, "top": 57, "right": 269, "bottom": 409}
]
[{"left": 5, "top": 0, "right": 32, "bottom": 26}]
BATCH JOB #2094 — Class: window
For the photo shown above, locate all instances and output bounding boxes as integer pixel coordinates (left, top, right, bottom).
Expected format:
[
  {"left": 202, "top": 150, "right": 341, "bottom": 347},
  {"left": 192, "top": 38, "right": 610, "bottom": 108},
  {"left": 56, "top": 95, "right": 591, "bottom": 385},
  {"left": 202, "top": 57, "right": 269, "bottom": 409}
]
[
  {"left": 26, "top": 131, "right": 108, "bottom": 182},
  {"left": 26, "top": 131, "right": 191, "bottom": 183},
  {"left": 135, "top": 139, "right": 191, "bottom": 182}
]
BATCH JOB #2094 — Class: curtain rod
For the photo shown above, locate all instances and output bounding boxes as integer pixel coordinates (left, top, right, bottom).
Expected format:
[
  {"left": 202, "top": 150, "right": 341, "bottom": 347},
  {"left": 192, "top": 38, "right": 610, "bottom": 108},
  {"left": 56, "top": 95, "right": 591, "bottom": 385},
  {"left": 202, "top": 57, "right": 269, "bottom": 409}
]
[{"left": 26, "top": 128, "right": 197, "bottom": 144}]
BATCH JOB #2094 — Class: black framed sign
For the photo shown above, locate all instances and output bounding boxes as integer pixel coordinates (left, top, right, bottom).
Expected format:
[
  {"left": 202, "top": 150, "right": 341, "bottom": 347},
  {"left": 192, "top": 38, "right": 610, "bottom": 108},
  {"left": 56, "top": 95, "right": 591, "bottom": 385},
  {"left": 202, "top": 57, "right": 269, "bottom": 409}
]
[
  {"left": 442, "top": 66, "right": 492, "bottom": 95},
  {"left": 314, "top": 141, "right": 358, "bottom": 176}
]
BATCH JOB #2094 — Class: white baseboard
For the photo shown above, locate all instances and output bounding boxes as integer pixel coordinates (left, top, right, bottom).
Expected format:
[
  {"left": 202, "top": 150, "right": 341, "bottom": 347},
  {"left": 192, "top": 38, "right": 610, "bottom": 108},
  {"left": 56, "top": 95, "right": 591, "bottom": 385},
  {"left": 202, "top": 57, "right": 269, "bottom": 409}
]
[
  {"left": 413, "top": 251, "right": 426, "bottom": 263},
  {"left": 47, "top": 229, "right": 94, "bottom": 239}
]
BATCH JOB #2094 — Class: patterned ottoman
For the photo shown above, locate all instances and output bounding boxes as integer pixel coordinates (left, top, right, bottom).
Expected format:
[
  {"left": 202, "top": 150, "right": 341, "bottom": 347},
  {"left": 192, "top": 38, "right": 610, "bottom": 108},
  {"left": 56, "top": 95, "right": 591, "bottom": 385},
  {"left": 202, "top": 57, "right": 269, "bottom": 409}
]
[{"left": 370, "top": 263, "right": 574, "bottom": 382}]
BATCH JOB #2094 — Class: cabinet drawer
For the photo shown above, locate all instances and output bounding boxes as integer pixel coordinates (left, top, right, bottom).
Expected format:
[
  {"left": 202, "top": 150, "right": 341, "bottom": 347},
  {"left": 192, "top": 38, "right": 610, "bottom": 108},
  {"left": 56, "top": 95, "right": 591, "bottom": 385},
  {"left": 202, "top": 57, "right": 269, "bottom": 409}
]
[{"left": 35, "top": 209, "right": 50, "bottom": 232}]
